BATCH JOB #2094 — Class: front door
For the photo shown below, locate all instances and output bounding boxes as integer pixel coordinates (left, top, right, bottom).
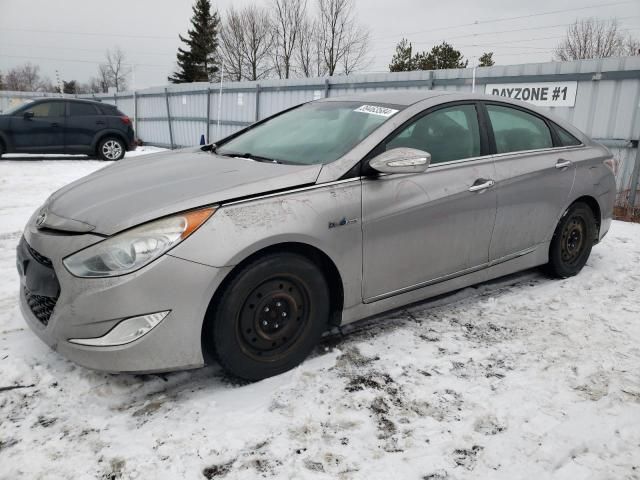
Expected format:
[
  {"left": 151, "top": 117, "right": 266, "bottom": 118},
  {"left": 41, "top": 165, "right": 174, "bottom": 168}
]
[
  {"left": 361, "top": 103, "right": 497, "bottom": 302},
  {"left": 11, "top": 101, "right": 66, "bottom": 153},
  {"left": 483, "top": 103, "right": 576, "bottom": 261}
]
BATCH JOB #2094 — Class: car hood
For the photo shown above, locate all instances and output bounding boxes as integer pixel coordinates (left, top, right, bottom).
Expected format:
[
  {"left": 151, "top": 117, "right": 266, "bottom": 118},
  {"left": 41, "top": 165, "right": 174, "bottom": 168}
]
[{"left": 41, "top": 148, "right": 322, "bottom": 235}]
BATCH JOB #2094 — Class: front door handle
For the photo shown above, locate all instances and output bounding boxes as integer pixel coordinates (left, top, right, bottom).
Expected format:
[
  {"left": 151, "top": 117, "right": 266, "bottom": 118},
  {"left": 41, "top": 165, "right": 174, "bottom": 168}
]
[
  {"left": 556, "top": 159, "right": 572, "bottom": 169},
  {"left": 96, "top": 120, "right": 105, "bottom": 125},
  {"left": 468, "top": 179, "right": 495, "bottom": 192},
  {"left": 50, "top": 122, "right": 60, "bottom": 127}
]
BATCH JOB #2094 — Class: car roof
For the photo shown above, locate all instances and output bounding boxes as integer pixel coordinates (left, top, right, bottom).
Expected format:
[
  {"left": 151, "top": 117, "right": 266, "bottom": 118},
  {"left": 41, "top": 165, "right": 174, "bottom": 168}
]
[
  {"left": 31, "top": 97, "right": 107, "bottom": 106},
  {"left": 319, "top": 89, "right": 455, "bottom": 106}
]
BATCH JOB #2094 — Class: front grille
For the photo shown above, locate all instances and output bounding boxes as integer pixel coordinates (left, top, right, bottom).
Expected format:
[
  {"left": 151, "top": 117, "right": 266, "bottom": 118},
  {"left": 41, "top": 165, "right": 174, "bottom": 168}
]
[
  {"left": 25, "top": 242, "right": 53, "bottom": 267},
  {"left": 18, "top": 239, "right": 60, "bottom": 327},
  {"left": 24, "top": 287, "right": 58, "bottom": 326}
]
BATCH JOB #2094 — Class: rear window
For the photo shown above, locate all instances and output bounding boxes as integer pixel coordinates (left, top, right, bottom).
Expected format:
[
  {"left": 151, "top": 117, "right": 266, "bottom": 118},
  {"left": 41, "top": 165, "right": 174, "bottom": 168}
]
[
  {"left": 69, "top": 102, "right": 100, "bottom": 116},
  {"left": 486, "top": 104, "right": 553, "bottom": 154},
  {"left": 98, "top": 104, "right": 122, "bottom": 116}
]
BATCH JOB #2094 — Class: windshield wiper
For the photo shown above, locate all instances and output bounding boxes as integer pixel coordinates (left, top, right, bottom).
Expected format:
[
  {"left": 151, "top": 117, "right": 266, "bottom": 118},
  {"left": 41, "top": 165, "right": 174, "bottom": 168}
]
[{"left": 218, "top": 151, "right": 282, "bottom": 164}]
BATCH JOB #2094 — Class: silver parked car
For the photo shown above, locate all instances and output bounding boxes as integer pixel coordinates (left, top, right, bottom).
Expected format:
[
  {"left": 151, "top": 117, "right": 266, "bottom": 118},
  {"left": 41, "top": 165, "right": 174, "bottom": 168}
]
[{"left": 17, "top": 91, "right": 615, "bottom": 380}]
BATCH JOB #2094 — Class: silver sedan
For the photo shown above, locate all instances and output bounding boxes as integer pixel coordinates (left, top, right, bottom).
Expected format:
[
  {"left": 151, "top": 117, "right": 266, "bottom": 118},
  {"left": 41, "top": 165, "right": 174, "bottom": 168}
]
[{"left": 17, "top": 91, "right": 615, "bottom": 380}]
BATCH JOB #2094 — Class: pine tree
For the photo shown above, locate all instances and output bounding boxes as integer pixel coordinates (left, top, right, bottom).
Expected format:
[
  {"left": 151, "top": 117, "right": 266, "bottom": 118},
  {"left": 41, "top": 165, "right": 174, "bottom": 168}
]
[
  {"left": 423, "top": 42, "right": 468, "bottom": 70},
  {"left": 169, "top": 0, "right": 220, "bottom": 83},
  {"left": 478, "top": 52, "right": 495, "bottom": 67},
  {"left": 389, "top": 39, "right": 414, "bottom": 72}
]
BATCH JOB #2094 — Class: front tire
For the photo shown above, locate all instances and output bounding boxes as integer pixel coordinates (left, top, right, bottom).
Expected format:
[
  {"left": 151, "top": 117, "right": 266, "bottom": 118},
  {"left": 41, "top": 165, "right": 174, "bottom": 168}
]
[
  {"left": 97, "top": 137, "right": 126, "bottom": 161},
  {"left": 208, "top": 253, "right": 330, "bottom": 381},
  {"left": 545, "top": 202, "right": 596, "bottom": 278}
]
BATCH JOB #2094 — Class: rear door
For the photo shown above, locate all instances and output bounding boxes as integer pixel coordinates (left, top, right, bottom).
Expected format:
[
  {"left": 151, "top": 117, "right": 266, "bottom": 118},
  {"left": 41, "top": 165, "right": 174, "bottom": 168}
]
[
  {"left": 10, "top": 101, "right": 65, "bottom": 153},
  {"left": 482, "top": 102, "right": 576, "bottom": 262},
  {"left": 361, "top": 103, "right": 497, "bottom": 302},
  {"left": 65, "top": 101, "right": 103, "bottom": 154}
]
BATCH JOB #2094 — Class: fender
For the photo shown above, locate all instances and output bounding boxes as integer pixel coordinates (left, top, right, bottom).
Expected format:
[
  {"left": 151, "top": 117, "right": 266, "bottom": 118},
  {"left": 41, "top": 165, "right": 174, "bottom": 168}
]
[
  {"left": 90, "top": 129, "right": 128, "bottom": 152},
  {"left": 170, "top": 178, "right": 364, "bottom": 311}
]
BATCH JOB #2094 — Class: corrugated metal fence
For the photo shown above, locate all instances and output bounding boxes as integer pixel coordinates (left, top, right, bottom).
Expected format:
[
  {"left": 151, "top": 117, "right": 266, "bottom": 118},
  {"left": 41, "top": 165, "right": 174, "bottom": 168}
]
[{"left": 1, "top": 56, "right": 639, "bottom": 210}]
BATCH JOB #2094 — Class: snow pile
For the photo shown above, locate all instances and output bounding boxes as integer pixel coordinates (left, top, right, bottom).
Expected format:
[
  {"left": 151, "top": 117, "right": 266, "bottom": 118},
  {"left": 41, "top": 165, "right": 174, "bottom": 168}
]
[{"left": 1, "top": 159, "right": 639, "bottom": 479}]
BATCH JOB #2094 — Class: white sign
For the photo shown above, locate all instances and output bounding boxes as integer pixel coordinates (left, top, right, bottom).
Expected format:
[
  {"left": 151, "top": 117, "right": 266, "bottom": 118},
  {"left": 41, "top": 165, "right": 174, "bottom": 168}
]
[
  {"left": 313, "top": 90, "right": 322, "bottom": 100},
  {"left": 354, "top": 105, "right": 399, "bottom": 117},
  {"left": 237, "top": 92, "right": 244, "bottom": 106},
  {"left": 485, "top": 81, "right": 578, "bottom": 107}
]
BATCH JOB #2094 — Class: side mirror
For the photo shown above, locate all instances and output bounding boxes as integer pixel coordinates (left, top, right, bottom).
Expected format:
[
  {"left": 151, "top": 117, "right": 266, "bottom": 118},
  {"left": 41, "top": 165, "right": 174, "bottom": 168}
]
[
  {"left": 23, "top": 111, "right": 34, "bottom": 120},
  {"left": 369, "top": 147, "right": 431, "bottom": 174}
]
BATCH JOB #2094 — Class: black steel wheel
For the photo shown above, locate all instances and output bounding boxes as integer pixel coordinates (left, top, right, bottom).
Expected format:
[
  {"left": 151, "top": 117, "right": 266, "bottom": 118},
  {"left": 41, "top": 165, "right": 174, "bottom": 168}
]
[
  {"left": 545, "top": 202, "right": 597, "bottom": 278},
  {"left": 208, "top": 252, "right": 330, "bottom": 381}
]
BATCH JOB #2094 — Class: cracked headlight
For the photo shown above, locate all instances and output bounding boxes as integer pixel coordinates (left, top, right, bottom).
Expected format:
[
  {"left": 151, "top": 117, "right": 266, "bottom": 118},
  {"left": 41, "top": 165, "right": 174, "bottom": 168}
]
[{"left": 63, "top": 207, "right": 216, "bottom": 278}]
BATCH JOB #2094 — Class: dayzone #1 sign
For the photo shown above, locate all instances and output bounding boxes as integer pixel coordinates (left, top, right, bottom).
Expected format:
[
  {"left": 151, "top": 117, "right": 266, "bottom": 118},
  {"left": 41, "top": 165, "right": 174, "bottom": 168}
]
[{"left": 485, "top": 81, "right": 578, "bottom": 107}]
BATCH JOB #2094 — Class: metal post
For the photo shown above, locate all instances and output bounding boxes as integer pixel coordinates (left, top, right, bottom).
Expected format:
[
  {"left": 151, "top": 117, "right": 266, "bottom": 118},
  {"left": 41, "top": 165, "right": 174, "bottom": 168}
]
[
  {"left": 133, "top": 90, "right": 138, "bottom": 139},
  {"left": 255, "top": 83, "right": 261, "bottom": 122},
  {"left": 164, "top": 88, "right": 174, "bottom": 149},
  {"left": 216, "top": 63, "right": 224, "bottom": 140},
  {"left": 114, "top": 93, "right": 117, "bottom": 107},
  {"left": 324, "top": 78, "right": 330, "bottom": 98},
  {"left": 206, "top": 87, "right": 211, "bottom": 144},
  {"left": 628, "top": 141, "right": 640, "bottom": 210},
  {"left": 472, "top": 66, "right": 477, "bottom": 93}
]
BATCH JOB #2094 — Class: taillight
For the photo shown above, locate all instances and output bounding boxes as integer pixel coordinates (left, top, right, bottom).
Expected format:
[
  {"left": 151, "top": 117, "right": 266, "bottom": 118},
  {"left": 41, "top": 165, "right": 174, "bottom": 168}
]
[
  {"left": 119, "top": 116, "right": 131, "bottom": 125},
  {"left": 603, "top": 158, "right": 616, "bottom": 174}
]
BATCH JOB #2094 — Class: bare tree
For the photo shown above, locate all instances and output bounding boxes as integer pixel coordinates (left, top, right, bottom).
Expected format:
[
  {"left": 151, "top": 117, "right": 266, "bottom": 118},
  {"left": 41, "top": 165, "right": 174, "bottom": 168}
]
[
  {"left": 316, "top": 0, "right": 370, "bottom": 76},
  {"left": 555, "top": 18, "right": 638, "bottom": 60},
  {"left": 341, "top": 24, "right": 370, "bottom": 75},
  {"left": 220, "top": 7, "right": 247, "bottom": 81},
  {"left": 240, "top": 6, "right": 273, "bottom": 81},
  {"left": 296, "top": 18, "right": 328, "bottom": 77},
  {"left": 102, "top": 47, "right": 131, "bottom": 92},
  {"left": 3, "top": 63, "right": 54, "bottom": 91},
  {"left": 271, "top": 0, "right": 307, "bottom": 79},
  {"left": 624, "top": 36, "right": 640, "bottom": 56},
  {"left": 95, "top": 64, "right": 112, "bottom": 93},
  {"left": 296, "top": 17, "right": 315, "bottom": 77}
]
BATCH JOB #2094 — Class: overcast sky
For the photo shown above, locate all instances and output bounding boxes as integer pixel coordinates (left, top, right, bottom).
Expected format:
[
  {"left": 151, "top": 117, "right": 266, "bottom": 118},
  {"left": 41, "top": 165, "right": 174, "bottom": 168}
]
[{"left": 0, "top": 0, "right": 639, "bottom": 89}]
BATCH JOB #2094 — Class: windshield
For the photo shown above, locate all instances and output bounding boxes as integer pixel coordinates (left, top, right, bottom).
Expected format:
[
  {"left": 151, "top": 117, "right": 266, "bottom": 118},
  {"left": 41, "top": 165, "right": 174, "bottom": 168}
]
[
  {"left": 2, "top": 100, "right": 33, "bottom": 115},
  {"left": 217, "top": 101, "right": 402, "bottom": 165}
]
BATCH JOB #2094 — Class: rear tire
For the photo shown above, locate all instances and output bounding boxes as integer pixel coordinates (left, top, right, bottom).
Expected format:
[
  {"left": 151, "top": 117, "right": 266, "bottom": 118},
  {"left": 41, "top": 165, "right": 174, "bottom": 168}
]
[
  {"left": 0, "top": 141, "right": 5, "bottom": 158},
  {"left": 545, "top": 202, "right": 596, "bottom": 278},
  {"left": 208, "top": 253, "right": 330, "bottom": 381},
  {"left": 97, "top": 137, "right": 126, "bottom": 161}
]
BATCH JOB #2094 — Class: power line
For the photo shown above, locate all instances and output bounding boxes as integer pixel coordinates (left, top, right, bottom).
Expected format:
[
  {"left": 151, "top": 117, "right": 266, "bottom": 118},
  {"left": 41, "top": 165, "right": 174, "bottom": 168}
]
[
  {"left": 0, "top": 53, "right": 168, "bottom": 68},
  {"left": 371, "top": 0, "right": 637, "bottom": 42},
  {"left": 368, "top": 15, "right": 640, "bottom": 54},
  {"left": 0, "top": 43, "right": 172, "bottom": 57},
  {"left": 0, "top": 27, "right": 177, "bottom": 41}
]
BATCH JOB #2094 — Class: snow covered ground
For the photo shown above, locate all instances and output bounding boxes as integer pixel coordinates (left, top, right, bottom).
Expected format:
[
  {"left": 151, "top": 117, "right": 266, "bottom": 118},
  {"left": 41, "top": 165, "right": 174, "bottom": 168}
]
[{"left": 1, "top": 156, "right": 639, "bottom": 480}]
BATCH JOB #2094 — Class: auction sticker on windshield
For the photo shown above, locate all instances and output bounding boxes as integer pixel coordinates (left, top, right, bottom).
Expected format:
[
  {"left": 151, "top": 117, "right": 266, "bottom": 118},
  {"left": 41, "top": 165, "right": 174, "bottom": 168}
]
[{"left": 354, "top": 105, "right": 399, "bottom": 117}]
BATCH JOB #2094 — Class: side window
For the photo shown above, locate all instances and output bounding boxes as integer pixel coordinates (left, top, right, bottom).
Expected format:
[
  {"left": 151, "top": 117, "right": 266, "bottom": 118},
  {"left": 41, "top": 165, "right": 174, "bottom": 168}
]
[
  {"left": 486, "top": 104, "right": 552, "bottom": 154},
  {"left": 555, "top": 125, "right": 582, "bottom": 147},
  {"left": 69, "top": 102, "right": 99, "bottom": 116},
  {"left": 24, "top": 102, "right": 64, "bottom": 117},
  {"left": 386, "top": 104, "right": 481, "bottom": 164}
]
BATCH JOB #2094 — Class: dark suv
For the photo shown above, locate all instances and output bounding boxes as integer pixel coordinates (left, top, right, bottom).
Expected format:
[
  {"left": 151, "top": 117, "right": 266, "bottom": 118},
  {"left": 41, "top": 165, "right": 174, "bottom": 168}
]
[{"left": 0, "top": 98, "right": 135, "bottom": 161}]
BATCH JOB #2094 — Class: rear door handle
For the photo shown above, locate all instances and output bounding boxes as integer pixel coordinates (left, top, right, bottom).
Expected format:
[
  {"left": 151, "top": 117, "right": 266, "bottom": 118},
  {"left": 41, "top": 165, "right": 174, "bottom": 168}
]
[
  {"left": 50, "top": 122, "right": 60, "bottom": 127},
  {"left": 96, "top": 120, "right": 105, "bottom": 125},
  {"left": 469, "top": 179, "right": 495, "bottom": 192},
  {"left": 556, "top": 159, "right": 572, "bottom": 169}
]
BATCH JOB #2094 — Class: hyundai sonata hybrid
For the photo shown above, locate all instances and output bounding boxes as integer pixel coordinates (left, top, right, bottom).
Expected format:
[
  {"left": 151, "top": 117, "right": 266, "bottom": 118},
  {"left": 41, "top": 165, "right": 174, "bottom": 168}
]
[{"left": 16, "top": 91, "right": 615, "bottom": 380}]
